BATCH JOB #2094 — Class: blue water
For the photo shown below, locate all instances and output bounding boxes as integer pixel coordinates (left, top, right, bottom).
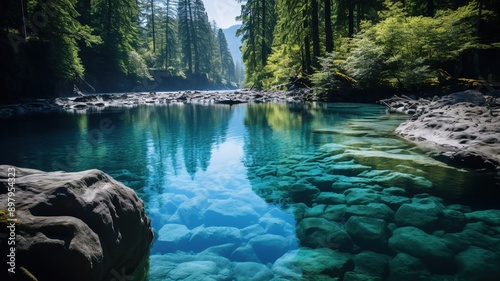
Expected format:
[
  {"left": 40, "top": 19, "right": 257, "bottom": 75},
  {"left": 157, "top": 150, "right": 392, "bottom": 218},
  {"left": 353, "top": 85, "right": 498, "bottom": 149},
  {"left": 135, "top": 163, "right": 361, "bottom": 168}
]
[{"left": 1, "top": 102, "right": 499, "bottom": 280}]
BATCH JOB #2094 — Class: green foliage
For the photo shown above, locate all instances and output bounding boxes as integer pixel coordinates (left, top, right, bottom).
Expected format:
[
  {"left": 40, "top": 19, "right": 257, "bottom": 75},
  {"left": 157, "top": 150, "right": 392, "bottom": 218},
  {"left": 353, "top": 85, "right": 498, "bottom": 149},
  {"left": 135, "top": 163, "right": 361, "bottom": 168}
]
[
  {"left": 344, "top": 1, "right": 486, "bottom": 89},
  {"left": 127, "top": 51, "right": 152, "bottom": 80},
  {"left": 310, "top": 52, "right": 343, "bottom": 96}
]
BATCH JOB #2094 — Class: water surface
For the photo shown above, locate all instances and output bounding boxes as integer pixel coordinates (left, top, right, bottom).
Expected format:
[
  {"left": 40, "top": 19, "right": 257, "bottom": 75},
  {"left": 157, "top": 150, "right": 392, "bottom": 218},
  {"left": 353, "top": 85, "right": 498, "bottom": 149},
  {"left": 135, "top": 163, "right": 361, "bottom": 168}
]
[{"left": 1, "top": 102, "right": 499, "bottom": 280}]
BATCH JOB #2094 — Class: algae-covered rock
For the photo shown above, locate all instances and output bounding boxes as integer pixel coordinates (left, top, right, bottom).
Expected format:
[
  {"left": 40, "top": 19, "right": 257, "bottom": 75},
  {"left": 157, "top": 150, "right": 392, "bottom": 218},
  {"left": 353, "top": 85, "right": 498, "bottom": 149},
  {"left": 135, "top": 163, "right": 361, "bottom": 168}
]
[
  {"left": 0, "top": 166, "right": 153, "bottom": 281},
  {"left": 272, "top": 248, "right": 353, "bottom": 280},
  {"left": 394, "top": 197, "right": 445, "bottom": 231},
  {"left": 344, "top": 188, "right": 381, "bottom": 205},
  {"left": 387, "top": 253, "right": 431, "bottom": 281},
  {"left": 297, "top": 217, "right": 352, "bottom": 250},
  {"left": 345, "top": 216, "right": 390, "bottom": 251},
  {"left": 346, "top": 203, "right": 394, "bottom": 221},
  {"left": 455, "top": 246, "right": 500, "bottom": 281},
  {"left": 352, "top": 251, "right": 390, "bottom": 278},
  {"left": 388, "top": 227, "right": 455, "bottom": 273}
]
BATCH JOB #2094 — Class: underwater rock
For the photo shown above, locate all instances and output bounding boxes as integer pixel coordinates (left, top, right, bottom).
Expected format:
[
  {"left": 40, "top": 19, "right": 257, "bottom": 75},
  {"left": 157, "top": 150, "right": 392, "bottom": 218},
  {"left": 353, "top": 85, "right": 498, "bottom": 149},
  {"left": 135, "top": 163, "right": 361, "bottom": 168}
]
[
  {"left": 387, "top": 253, "right": 431, "bottom": 281},
  {"left": 455, "top": 246, "right": 500, "bottom": 281},
  {"left": 297, "top": 217, "right": 352, "bottom": 251},
  {"left": 153, "top": 224, "right": 192, "bottom": 253},
  {"left": 352, "top": 251, "right": 390, "bottom": 278},
  {"left": 344, "top": 188, "right": 381, "bottom": 205},
  {"left": 313, "top": 192, "right": 346, "bottom": 205},
  {"left": 288, "top": 180, "right": 321, "bottom": 205},
  {"left": 388, "top": 227, "right": 455, "bottom": 273},
  {"left": 232, "top": 262, "right": 274, "bottom": 281},
  {"left": 394, "top": 197, "right": 445, "bottom": 231},
  {"left": 204, "top": 199, "right": 259, "bottom": 228},
  {"left": 230, "top": 245, "right": 261, "bottom": 262},
  {"left": 248, "top": 234, "right": 291, "bottom": 264},
  {"left": 346, "top": 203, "right": 395, "bottom": 221},
  {"left": 465, "top": 209, "right": 500, "bottom": 226},
  {"left": 272, "top": 248, "right": 353, "bottom": 280},
  {"left": 344, "top": 271, "right": 382, "bottom": 281},
  {"left": 345, "top": 216, "right": 390, "bottom": 252},
  {"left": 0, "top": 166, "right": 153, "bottom": 281},
  {"left": 189, "top": 226, "right": 242, "bottom": 251},
  {"left": 168, "top": 196, "right": 209, "bottom": 228}
]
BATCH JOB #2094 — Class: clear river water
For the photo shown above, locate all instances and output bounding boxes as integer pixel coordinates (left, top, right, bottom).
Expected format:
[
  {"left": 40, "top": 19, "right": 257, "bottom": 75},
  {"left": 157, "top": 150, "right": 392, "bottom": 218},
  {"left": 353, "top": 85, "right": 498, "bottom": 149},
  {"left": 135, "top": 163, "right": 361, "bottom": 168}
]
[{"left": 1, "top": 102, "right": 499, "bottom": 280}]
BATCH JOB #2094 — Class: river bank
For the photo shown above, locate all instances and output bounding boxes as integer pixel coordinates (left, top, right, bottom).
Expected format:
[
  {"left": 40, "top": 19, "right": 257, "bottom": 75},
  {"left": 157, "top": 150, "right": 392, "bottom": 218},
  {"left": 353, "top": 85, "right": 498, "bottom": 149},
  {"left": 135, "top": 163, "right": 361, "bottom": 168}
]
[{"left": 0, "top": 89, "right": 315, "bottom": 119}]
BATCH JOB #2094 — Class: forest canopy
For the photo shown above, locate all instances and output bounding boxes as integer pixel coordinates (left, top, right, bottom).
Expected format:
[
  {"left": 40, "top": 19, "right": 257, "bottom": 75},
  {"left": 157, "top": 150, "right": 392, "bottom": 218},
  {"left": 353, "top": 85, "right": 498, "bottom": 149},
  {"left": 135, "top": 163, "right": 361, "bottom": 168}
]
[
  {"left": 0, "top": 0, "right": 241, "bottom": 100},
  {"left": 237, "top": 0, "right": 500, "bottom": 94}
]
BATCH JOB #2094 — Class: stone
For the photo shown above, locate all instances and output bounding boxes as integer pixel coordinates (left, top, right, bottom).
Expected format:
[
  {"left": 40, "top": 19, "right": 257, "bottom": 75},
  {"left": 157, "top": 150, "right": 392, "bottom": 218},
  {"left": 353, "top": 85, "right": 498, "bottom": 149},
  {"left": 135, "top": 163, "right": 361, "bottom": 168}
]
[
  {"left": 313, "top": 192, "right": 346, "bottom": 205},
  {"left": 439, "top": 209, "right": 465, "bottom": 232},
  {"left": 388, "top": 227, "right": 455, "bottom": 273},
  {"left": 0, "top": 166, "right": 153, "bottom": 281},
  {"left": 455, "top": 246, "right": 500, "bottom": 281},
  {"left": 168, "top": 260, "right": 232, "bottom": 281},
  {"left": 306, "top": 175, "right": 336, "bottom": 191},
  {"left": 204, "top": 199, "right": 259, "bottom": 228},
  {"left": 168, "top": 196, "right": 209, "bottom": 228},
  {"left": 189, "top": 226, "right": 242, "bottom": 251},
  {"left": 353, "top": 251, "right": 390, "bottom": 278},
  {"left": 297, "top": 217, "right": 352, "bottom": 251},
  {"left": 272, "top": 248, "right": 353, "bottom": 280},
  {"left": 394, "top": 197, "right": 445, "bottom": 231},
  {"left": 230, "top": 245, "right": 261, "bottom": 262},
  {"left": 288, "top": 180, "right": 321, "bottom": 204},
  {"left": 387, "top": 253, "right": 431, "bottom": 281},
  {"left": 345, "top": 216, "right": 390, "bottom": 251},
  {"left": 346, "top": 203, "right": 395, "bottom": 221},
  {"left": 153, "top": 223, "right": 192, "bottom": 253},
  {"left": 249, "top": 234, "right": 291, "bottom": 264},
  {"left": 393, "top": 91, "right": 500, "bottom": 169},
  {"left": 344, "top": 271, "right": 382, "bottom": 281},
  {"left": 344, "top": 188, "right": 381, "bottom": 205},
  {"left": 380, "top": 194, "right": 411, "bottom": 211},
  {"left": 233, "top": 262, "right": 274, "bottom": 281},
  {"left": 465, "top": 209, "right": 500, "bottom": 226}
]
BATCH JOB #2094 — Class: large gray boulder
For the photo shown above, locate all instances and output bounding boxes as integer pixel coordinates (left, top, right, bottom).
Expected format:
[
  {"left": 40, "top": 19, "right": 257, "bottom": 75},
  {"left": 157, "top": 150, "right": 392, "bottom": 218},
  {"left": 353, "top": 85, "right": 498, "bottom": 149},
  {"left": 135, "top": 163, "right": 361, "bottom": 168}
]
[{"left": 0, "top": 166, "right": 153, "bottom": 281}]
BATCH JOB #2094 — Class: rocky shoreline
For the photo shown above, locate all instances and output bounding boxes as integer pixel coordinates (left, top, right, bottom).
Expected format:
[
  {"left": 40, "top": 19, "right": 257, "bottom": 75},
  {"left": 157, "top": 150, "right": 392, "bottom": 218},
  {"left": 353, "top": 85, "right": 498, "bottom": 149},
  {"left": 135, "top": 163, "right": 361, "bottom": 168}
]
[
  {"left": 0, "top": 89, "right": 315, "bottom": 118},
  {"left": 381, "top": 90, "right": 500, "bottom": 172}
]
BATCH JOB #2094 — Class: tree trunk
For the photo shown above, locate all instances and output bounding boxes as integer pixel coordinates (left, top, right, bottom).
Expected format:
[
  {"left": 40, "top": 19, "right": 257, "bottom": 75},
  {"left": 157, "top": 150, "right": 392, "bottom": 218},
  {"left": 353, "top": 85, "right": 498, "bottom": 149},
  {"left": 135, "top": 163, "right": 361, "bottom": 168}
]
[
  {"left": 324, "top": 0, "right": 333, "bottom": 53},
  {"left": 188, "top": 0, "right": 199, "bottom": 74},
  {"left": 151, "top": 0, "right": 156, "bottom": 53},
  {"left": 348, "top": 0, "right": 354, "bottom": 37},
  {"left": 427, "top": 0, "right": 434, "bottom": 17},
  {"left": 303, "top": 2, "right": 312, "bottom": 75},
  {"left": 261, "top": 0, "right": 266, "bottom": 67},
  {"left": 311, "top": 0, "right": 320, "bottom": 65},
  {"left": 165, "top": 0, "right": 170, "bottom": 70},
  {"left": 184, "top": 0, "right": 192, "bottom": 73}
]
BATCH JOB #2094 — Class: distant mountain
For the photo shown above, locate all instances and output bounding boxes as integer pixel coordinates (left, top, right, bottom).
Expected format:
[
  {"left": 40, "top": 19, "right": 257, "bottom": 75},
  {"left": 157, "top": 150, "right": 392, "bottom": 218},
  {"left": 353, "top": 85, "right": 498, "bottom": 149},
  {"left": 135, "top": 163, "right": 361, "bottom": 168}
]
[{"left": 223, "top": 24, "right": 243, "bottom": 65}]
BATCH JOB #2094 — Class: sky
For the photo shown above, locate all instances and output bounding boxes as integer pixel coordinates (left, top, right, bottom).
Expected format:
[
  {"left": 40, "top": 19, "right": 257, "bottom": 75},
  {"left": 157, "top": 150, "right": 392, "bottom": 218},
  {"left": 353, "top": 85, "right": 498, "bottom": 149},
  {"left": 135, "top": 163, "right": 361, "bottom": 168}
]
[{"left": 202, "top": 0, "right": 242, "bottom": 29}]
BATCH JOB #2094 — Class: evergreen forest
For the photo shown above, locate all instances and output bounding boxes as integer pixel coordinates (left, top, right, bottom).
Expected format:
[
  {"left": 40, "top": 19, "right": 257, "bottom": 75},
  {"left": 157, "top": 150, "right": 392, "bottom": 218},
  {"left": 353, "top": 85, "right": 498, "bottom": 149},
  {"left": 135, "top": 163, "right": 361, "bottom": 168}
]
[
  {"left": 1, "top": 0, "right": 499, "bottom": 101},
  {"left": 1, "top": 0, "right": 241, "bottom": 101}
]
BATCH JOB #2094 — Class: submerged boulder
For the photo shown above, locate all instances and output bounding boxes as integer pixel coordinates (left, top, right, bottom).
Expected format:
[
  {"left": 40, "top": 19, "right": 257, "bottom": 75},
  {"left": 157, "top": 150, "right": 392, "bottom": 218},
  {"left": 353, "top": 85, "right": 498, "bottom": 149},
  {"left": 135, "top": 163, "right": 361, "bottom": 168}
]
[{"left": 0, "top": 166, "right": 153, "bottom": 281}]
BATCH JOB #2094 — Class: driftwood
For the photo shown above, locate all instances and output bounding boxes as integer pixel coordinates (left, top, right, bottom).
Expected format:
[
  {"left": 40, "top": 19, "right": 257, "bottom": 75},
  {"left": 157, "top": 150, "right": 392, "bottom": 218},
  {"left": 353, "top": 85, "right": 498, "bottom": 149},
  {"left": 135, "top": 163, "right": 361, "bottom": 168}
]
[{"left": 378, "top": 95, "right": 431, "bottom": 114}]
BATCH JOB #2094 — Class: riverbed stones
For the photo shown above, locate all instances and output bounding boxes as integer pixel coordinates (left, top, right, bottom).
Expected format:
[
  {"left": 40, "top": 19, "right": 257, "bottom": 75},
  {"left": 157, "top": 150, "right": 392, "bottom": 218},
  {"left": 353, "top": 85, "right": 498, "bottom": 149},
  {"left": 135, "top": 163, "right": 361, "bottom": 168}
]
[
  {"left": 352, "top": 251, "right": 390, "bottom": 278},
  {"left": 455, "top": 246, "right": 500, "bottom": 281},
  {"left": 204, "top": 199, "right": 259, "bottom": 228},
  {"left": 394, "top": 197, "right": 445, "bottom": 231},
  {"left": 297, "top": 217, "right": 352, "bottom": 250},
  {"left": 345, "top": 216, "right": 390, "bottom": 251},
  {"left": 346, "top": 203, "right": 395, "bottom": 221},
  {"left": 387, "top": 253, "right": 431, "bottom": 281},
  {"left": 388, "top": 227, "right": 455, "bottom": 273}
]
